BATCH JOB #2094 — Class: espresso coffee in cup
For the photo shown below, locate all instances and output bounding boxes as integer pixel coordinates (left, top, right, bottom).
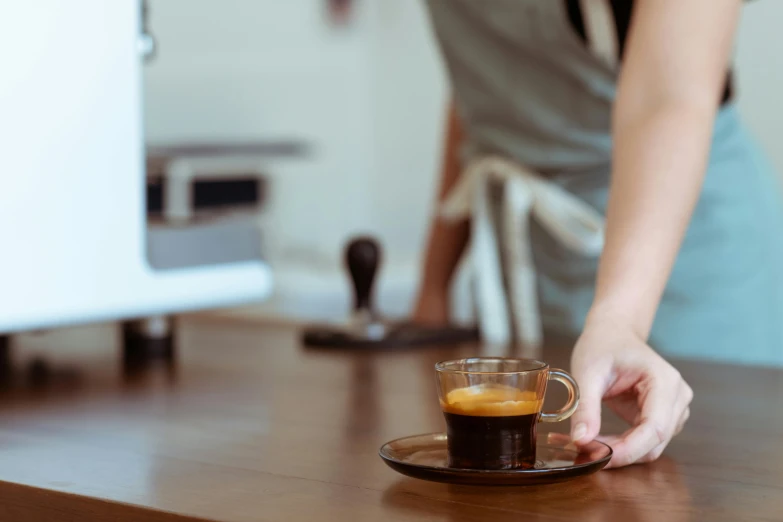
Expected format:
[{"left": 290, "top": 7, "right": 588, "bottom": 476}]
[
  {"left": 435, "top": 358, "right": 579, "bottom": 470},
  {"left": 441, "top": 384, "right": 542, "bottom": 469}
]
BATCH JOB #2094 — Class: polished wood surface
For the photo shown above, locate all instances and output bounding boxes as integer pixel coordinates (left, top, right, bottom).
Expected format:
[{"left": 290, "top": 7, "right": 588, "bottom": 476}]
[{"left": 0, "top": 316, "right": 781, "bottom": 521}]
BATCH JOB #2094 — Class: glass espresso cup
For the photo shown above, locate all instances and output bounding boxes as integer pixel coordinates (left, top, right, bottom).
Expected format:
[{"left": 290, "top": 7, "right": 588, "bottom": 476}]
[{"left": 435, "top": 357, "right": 579, "bottom": 470}]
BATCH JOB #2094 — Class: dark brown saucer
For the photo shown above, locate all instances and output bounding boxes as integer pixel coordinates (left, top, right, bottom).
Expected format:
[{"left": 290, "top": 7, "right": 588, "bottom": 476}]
[{"left": 379, "top": 432, "right": 612, "bottom": 486}]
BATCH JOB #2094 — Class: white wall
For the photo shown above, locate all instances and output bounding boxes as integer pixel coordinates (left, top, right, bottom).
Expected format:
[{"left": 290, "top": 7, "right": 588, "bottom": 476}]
[
  {"left": 367, "top": 0, "right": 446, "bottom": 261},
  {"left": 144, "top": 0, "right": 783, "bottom": 322}
]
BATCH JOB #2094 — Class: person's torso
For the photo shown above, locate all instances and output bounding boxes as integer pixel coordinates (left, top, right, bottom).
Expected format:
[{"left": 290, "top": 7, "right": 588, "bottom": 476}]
[{"left": 424, "top": 0, "right": 735, "bottom": 174}]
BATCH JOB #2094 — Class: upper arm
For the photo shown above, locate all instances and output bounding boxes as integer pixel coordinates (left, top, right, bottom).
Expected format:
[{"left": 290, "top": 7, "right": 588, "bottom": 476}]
[{"left": 617, "top": 0, "right": 743, "bottom": 116}]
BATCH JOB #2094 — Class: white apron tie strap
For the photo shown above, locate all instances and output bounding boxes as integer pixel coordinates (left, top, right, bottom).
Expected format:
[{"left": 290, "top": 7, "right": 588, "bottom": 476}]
[{"left": 440, "top": 156, "right": 605, "bottom": 347}]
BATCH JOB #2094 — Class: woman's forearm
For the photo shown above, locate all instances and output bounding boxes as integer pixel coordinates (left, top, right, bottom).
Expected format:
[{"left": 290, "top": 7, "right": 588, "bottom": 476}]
[
  {"left": 418, "top": 101, "right": 469, "bottom": 292},
  {"left": 589, "top": 102, "right": 715, "bottom": 338},
  {"left": 587, "top": 0, "right": 741, "bottom": 339}
]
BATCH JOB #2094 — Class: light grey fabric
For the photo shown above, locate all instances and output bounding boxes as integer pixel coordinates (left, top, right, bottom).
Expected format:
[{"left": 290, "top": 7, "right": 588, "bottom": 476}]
[{"left": 425, "top": 0, "right": 615, "bottom": 173}]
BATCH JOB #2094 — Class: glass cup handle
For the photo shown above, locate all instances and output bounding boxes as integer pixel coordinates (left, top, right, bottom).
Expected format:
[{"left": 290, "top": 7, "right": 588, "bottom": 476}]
[{"left": 539, "top": 369, "right": 580, "bottom": 423}]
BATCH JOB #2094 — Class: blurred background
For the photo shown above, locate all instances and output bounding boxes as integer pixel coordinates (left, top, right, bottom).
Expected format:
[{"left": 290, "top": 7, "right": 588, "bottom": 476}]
[
  {"left": 142, "top": 0, "right": 448, "bottom": 323},
  {"left": 3, "top": 0, "right": 783, "bottom": 336},
  {"left": 141, "top": 0, "right": 783, "bottom": 323}
]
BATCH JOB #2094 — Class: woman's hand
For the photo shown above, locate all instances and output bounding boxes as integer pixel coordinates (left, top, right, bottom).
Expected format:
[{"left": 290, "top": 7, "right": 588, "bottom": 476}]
[
  {"left": 411, "top": 286, "right": 450, "bottom": 326},
  {"left": 569, "top": 312, "right": 693, "bottom": 469}
]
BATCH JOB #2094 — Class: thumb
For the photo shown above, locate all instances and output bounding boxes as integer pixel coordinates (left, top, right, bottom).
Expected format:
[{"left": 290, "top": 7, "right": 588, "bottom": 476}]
[{"left": 569, "top": 356, "right": 612, "bottom": 445}]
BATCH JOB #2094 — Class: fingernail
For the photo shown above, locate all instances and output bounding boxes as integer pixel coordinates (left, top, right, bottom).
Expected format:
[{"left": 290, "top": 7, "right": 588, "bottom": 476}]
[{"left": 572, "top": 423, "right": 587, "bottom": 442}]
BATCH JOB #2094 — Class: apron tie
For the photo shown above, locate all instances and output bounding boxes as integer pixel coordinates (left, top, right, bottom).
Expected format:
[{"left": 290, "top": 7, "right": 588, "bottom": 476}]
[{"left": 440, "top": 156, "right": 605, "bottom": 347}]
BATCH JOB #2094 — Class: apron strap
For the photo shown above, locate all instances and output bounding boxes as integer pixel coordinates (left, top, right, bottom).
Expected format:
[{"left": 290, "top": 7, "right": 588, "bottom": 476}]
[{"left": 440, "top": 156, "right": 605, "bottom": 347}]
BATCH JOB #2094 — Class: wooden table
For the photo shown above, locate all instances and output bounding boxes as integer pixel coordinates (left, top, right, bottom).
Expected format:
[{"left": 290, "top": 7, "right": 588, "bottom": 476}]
[{"left": 0, "top": 315, "right": 781, "bottom": 521}]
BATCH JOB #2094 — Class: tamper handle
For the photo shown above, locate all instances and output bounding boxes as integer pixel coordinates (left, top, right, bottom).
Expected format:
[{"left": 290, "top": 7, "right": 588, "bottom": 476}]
[{"left": 345, "top": 237, "right": 380, "bottom": 313}]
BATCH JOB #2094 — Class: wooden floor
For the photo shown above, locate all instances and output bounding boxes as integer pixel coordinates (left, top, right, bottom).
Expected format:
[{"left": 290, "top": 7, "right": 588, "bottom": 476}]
[{"left": 0, "top": 315, "right": 781, "bottom": 521}]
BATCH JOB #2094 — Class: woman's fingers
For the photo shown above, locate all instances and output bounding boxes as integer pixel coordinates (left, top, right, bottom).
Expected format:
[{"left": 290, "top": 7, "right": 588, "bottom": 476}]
[
  {"left": 600, "top": 377, "right": 693, "bottom": 468},
  {"left": 674, "top": 406, "right": 691, "bottom": 436},
  {"left": 570, "top": 354, "right": 614, "bottom": 445}
]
